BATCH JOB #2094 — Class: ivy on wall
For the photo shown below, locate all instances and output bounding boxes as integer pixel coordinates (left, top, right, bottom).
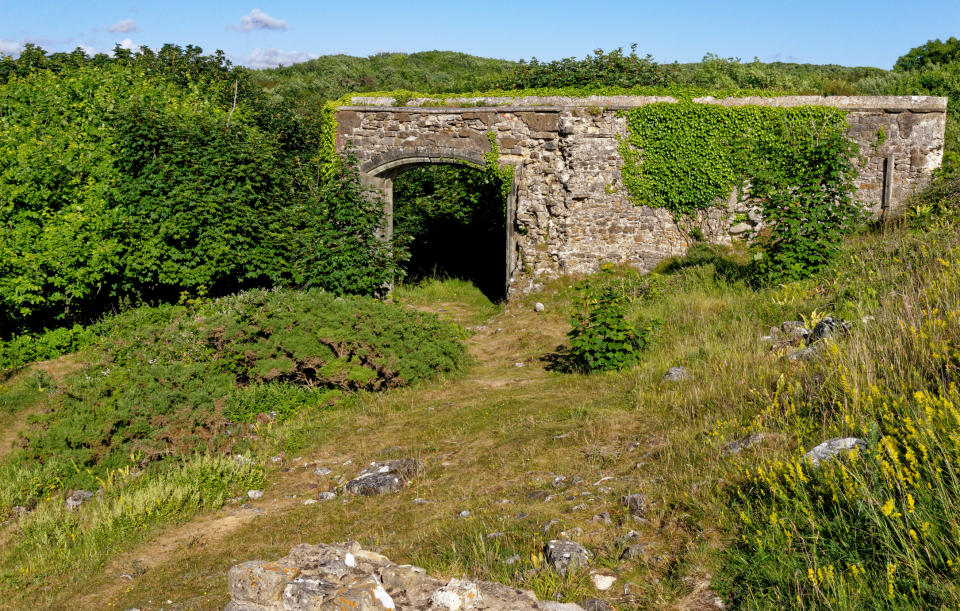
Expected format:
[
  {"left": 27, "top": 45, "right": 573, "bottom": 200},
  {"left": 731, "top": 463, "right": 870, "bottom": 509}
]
[
  {"left": 318, "top": 87, "right": 854, "bottom": 219},
  {"left": 619, "top": 103, "right": 851, "bottom": 215}
]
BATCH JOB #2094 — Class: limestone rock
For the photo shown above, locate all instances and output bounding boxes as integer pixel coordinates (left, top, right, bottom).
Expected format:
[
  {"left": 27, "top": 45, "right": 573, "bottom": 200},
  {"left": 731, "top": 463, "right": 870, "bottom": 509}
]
[
  {"left": 808, "top": 316, "right": 852, "bottom": 344},
  {"left": 729, "top": 222, "right": 752, "bottom": 235},
  {"left": 787, "top": 343, "right": 824, "bottom": 362},
  {"left": 345, "top": 458, "right": 424, "bottom": 496},
  {"left": 544, "top": 540, "right": 591, "bottom": 574},
  {"left": 722, "top": 433, "right": 768, "bottom": 455},
  {"left": 621, "top": 493, "right": 646, "bottom": 517},
  {"left": 805, "top": 438, "right": 867, "bottom": 467},
  {"left": 661, "top": 366, "right": 689, "bottom": 382},
  {"left": 535, "top": 302, "right": 545, "bottom": 312},
  {"left": 589, "top": 568, "right": 617, "bottom": 591},
  {"left": 580, "top": 598, "right": 614, "bottom": 611},
  {"left": 247, "top": 490, "right": 263, "bottom": 500},
  {"left": 225, "top": 542, "right": 587, "bottom": 610},
  {"left": 65, "top": 490, "right": 94, "bottom": 511}
]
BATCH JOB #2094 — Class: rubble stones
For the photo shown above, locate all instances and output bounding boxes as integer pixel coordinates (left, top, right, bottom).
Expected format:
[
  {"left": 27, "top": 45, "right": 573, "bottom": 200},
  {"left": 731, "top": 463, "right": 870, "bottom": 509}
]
[
  {"left": 345, "top": 458, "right": 424, "bottom": 496},
  {"left": 621, "top": 493, "right": 646, "bottom": 517},
  {"left": 805, "top": 438, "right": 868, "bottom": 467},
  {"left": 661, "top": 366, "right": 690, "bottom": 382},
  {"left": 544, "top": 540, "right": 591, "bottom": 575},
  {"left": 226, "top": 542, "right": 586, "bottom": 610},
  {"left": 65, "top": 490, "right": 94, "bottom": 511}
]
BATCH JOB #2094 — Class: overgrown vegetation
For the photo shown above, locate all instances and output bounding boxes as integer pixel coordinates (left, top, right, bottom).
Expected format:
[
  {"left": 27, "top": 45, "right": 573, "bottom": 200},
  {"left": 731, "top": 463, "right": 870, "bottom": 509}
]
[{"left": 0, "top": 289, "right": 465, "bottom": 506}]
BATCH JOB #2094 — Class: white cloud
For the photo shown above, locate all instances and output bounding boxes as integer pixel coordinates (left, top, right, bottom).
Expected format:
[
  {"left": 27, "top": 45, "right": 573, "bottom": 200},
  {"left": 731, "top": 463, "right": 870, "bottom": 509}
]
[
  {"left": 116, "top": 38, "right": 138, "bottom": 52},
  {"left": 78, "top": 44, "right": 96, "bottom": 56},
  {"left": 239, "top": 47, "right": 314, "bottom": 69},
  {"left": 235, "top": 8, "right": 287, "bottom": 32},
  {"left": 107, "top": 19, "right": 138, "bottom": 34},
  {"left": 0, "top": 38, "right": 24, "bottom": 56}
]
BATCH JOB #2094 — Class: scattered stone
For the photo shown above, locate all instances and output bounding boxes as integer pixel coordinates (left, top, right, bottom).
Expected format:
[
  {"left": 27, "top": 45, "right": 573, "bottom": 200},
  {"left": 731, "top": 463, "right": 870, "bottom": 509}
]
[
  {"left": 12, "top": 505, "right": 30, "bottom": 519},
  {"left": 592, "top": 476, "right": 614, "bottom": 486},
  {"left": 515, "top": 362, "right": 525, "bottom": 368},
  {"left": 247, "top": 490, "right": 263, "bottom": 500},
  {"left": 620, "top": 543, "right": 648, "bottom": 560},
  {"left": 485, "top": 532, "right": 505, "bottom": 540},
  {"left": 302, "top": 499, "right": 318, "bottom": 506},
  {"left": 515, "top": 512, "right": 529, "bottom": 520},
  {"left": 580, "top": 598, "right": 614, "bottom": 611},
  {"left": 570, "top": 504, "right": 587, "bottom": 512},
  {"left": 541, "top": 519, "right": 560, "bottom": 533},
  {"left": 728, "top": 222, "right": 751, "bottom": 235},
  {"left": 862, "top": 315, "right": 876, "bottom": 324},
  {"left": 661, "top": 366, "right": 689, "bottom": 382},
  {"left": 458, "top": 510, "right": 472, "bottom": 519},
  {"left": 805, "top": 438, "right": 867, "bottom": 467},
  {"left": 535, "top": 302, "right": 545, "bottom": 312},
  {"left": 269, "top": 455, "right": 282, "bottom": 463},
  {"left": 613, "top": 531, "right": 640, "bottom": 547},
  {"left": 313, "top": 467, "right": 332, "bottom": 476},
  {"left": 560, "top": 527, "right": 584, "bottom": 539},
  {"left": 808, "top": 316, "right": 852, "bottom": 344},
  {"left": 620, "top": 493, "right": 646, "bottom": 517},
  {"left": 526, "top": 490, "right": 551, "bottom": 501},
  {"left": 318, "top": 491, "right": 337, "bottom": 501},
  {"left": 553, "top": 432, "right": 571, "bottom": 440},
  {"left": 66, "top": 490, "right": 95, "bottom": 511},
  {"left": 499, "top": 498, "right": 512, "bottom": 505},
  {"left": 552, "top": 476, "right": 567, "bottom": 488},
  {"left": 413, "top": 498, "right": 428, "bottom": 505},
  {"left": 345, "top": 458, "right": 424, "bottom": 496},
  {"left": 544, "top": 540, "right": 591, "bottom": 575},
  {"left": 591, "top": 512, "right": 612, "bottom": 524},
  {"left": 747, "top": 208, "right": 763, "bottom": 224},
  {"left": 378, "top": 446, "right": 404, "bottom": 456},
  {"left": 589, "top": 569, "right": 617, "bottom": 591},
  {"left": 504, "top": 555, "right": 520, "bottom": 565},
  {"left": 721, "top": 432, "right": 768, "bottom": 455},
  {"left": 569, "top": 475, "right": 584, "bottom": 485},
  {"left": 226, "top": 542, "right": 578, "bottom": 610},
  {"left": 787, "top": 343, "right": 824, "bottom": 362}
]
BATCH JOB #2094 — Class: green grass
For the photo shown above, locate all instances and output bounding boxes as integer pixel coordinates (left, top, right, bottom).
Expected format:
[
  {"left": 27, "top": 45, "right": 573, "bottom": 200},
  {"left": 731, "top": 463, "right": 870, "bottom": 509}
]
[{"left": 392, "top": 277, "right": 503, "bottom": 328}]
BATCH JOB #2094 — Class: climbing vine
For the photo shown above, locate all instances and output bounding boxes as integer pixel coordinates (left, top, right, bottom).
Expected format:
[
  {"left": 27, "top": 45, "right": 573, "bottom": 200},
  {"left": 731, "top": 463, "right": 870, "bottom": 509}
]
[{"left": 618, "top": 103, "right": 852, "bottom": 215}]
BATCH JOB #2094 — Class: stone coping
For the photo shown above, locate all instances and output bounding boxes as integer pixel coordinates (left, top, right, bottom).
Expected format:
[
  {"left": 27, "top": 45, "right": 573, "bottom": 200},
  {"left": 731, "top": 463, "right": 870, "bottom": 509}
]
[{"left": 340, "top": 95, "right": 947, "bottom": 113}]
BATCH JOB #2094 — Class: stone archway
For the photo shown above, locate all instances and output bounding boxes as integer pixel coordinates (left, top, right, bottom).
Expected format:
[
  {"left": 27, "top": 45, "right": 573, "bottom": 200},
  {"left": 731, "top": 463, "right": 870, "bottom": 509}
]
[{"left": 359, "top": 150, "right": 520, "bottom": 298}]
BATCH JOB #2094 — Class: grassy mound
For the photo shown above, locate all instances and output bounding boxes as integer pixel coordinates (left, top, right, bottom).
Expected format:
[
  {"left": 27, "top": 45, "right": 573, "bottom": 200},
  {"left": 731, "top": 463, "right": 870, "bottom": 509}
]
[{"left": 1, "top": 289, "right": 466, "bottom": 503}]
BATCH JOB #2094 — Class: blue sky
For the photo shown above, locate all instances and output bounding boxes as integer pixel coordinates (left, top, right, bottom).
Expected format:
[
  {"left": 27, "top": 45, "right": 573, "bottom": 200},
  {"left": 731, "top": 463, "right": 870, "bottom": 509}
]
[{"left": 2, "top": 1, "right": 958, "bottom": 69}]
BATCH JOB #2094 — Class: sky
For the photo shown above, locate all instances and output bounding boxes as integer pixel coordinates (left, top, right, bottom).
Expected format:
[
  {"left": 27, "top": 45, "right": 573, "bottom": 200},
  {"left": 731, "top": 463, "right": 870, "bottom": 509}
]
[{"left": 2, "top": 1, "right": 959, "bottom": 70}]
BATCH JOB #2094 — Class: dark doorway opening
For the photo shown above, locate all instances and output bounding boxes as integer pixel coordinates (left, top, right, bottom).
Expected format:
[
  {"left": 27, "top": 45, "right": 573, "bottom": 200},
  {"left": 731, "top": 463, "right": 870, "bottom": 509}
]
[{"left": 392, "top": 164, "right": 507, "bottom": 301}]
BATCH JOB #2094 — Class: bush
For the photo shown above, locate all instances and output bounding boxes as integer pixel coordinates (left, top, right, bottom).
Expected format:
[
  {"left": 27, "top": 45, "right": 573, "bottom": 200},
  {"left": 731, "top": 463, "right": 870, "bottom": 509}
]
[
  {"left": 0, "top": 325, "right": 93, "bottom": 370},
  {"left": 567, "top": 272, "right": 660, "bottom": 372},
  {"left": 747, "top": 112, "right": 864, "bottom": 284},
  {"left": 5, "top": 289, "right": 466, "bottom": 497}
]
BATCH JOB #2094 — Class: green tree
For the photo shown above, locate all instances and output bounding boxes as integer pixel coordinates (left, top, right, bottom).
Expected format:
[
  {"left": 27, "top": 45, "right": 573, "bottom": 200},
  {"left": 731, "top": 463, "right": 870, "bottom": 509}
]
[{"left": 894, "top": 37, "right": 960, "bottom": 72}]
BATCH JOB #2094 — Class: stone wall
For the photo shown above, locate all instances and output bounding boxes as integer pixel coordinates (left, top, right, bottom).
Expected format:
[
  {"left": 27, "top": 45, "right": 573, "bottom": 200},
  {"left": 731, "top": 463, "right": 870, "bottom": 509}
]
[{"left": 335, "top": 95, "right": 947, "bottom": 295}]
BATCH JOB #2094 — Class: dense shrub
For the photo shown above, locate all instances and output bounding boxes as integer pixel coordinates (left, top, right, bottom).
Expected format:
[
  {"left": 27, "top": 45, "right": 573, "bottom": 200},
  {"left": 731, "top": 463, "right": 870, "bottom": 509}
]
[
  {"left": 5, "top": 289, "right": 466, "bottom": 496},
  {"left": 567, "top": 270, "right": 661, "bottom": 373},
  {"left": 747, "top": 111, "right": 864, "bottom": 283},
  {"left": 497, "top": 45, "right": 663, "bottom": 90}
]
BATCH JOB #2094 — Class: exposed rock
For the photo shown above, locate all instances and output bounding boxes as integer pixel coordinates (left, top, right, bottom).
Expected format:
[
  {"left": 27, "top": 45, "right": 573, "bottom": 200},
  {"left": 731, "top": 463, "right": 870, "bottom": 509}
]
[
  {"left": 544, "top": 540, "right": 591, "bottom": 575},
  {"left": 805, "top": 437, "right": 867, "bottom": 467},
  {"left": 458, "top": 510, "right": 472, "bottom": 519},
  {"left": 620, "top": 493, "right": 646, "bottom": 517},
  {"left": 619, "top": 543, "right": 648, "bottom": 560},
  {"left": 580, "top": 598, "right": 614, "bottom": 611},
  {"left": 345, "top": 458, "right": 424, "bottom": 496},
  {"left": 589, "top": 568, "right": 617, "bottom": 591},
  {"left": 526, "top": 490, "right": 552, "bottom": 501},
  {"left": 302, "top": 499, "right": 317, "bottom": 506},
  {"left": 66, "top": 490, "right": 94, "bottom": 511},
  {"left": 247, "top": 490, "right": 263, "bottom": 500},
  {"left": 541, "top": 519, "right": 560, "bottom": 533},
  {"left": 535, "top": 302, "right": 546, "bottom": 312},
  {"left": 660, "top": 366, "right": 690, "bottom": 382},
  {"left": 787, "top": 343, "right": 824, "bottom": 362},
  {"left": 722, "top": 433, "right": 768, "bottom": 455},
  {"left": 226, "top": 542, "right": 585, "bottom": 610},
  {"left": 808, "top": 316, "right": 852, "bottom": 344},
  {"left": 318, "top": 491, "right": 337, "bottom": 501},
  {"left": 729, "top": 222, "right": 752, "bottom": 235},
  {"left": 313, "top": 466, "right": 332, "bottom": 476}
]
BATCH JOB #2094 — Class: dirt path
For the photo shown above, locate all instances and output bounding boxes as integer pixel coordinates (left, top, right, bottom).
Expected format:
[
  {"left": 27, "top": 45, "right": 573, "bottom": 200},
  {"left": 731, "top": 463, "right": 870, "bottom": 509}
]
[{"left": 70, "top": 303, "right": 567, "bottom": 610}]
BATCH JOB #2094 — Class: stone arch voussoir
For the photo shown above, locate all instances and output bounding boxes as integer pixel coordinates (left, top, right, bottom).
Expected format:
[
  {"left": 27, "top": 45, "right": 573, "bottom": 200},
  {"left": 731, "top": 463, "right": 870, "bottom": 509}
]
[{"left": 362, "top": 147, "right": 489, "bottom": 178}]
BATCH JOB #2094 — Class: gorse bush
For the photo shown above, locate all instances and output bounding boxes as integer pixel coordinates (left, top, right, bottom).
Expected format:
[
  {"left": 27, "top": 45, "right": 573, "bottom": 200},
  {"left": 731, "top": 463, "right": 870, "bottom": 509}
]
[{"left": 2, "top": 289, "right": 466, "bottom": 501}]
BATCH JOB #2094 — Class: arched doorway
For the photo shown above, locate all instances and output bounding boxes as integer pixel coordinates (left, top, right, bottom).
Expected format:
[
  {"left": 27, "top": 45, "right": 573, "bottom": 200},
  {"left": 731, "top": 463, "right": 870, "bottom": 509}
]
[{"left": 362, "top": 154, "right": 518, "bottom": 301}]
